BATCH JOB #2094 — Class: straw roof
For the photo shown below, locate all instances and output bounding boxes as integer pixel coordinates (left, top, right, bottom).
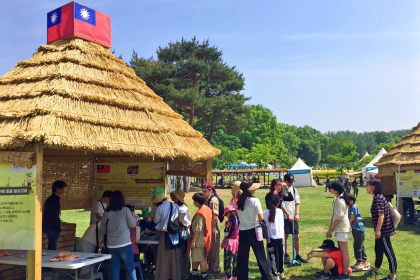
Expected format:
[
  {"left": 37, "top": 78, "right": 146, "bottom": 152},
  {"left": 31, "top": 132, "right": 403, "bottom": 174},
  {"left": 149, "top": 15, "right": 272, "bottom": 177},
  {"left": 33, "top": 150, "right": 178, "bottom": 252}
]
[
  {"left": 0, "top": 38, "right": 220, "bottom": 161},
  {"left": 375, "top": 122, "right": 420, "bottom": 167}
]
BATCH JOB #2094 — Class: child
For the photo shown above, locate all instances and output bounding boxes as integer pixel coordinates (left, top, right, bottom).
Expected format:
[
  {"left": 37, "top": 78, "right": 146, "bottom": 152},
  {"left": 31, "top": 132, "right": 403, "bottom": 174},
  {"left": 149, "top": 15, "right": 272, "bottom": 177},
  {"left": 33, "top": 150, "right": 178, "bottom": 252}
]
[
  {"left": 347, "top": 194, "right": 370, "bottom": 271},
  {"left": 139, "top": 207, "right": 155, "bottom": 272},
  {"left": 220, "top": 205, "right": 239, "bottom": 280},
  {"left": 307, "top": 239, "right": 344, "bottom": 280},
  {"left": 264, "top": 194, "right": 285, "bottom": 279}
]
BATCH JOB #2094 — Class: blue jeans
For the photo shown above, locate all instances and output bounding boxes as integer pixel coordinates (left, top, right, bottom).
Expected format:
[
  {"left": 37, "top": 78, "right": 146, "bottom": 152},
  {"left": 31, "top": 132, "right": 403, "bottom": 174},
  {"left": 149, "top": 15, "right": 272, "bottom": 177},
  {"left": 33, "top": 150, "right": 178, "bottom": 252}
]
[
  {"left": 108, "top": 245, "right": 137, "bottom": 280},
  {"left": 45, "top": 230, "right": 60, "bottom": 250}
]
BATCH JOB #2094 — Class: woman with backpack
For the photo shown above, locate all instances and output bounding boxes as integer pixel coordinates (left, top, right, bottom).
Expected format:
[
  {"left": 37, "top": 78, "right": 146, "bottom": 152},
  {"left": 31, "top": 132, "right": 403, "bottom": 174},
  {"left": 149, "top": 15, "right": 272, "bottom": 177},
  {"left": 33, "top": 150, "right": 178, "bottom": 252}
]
[
  {"left": 171, "top": 190, "right": 192, "bottom": 276},
  {"left": 152, "top": 188, "right": 185, "bottom": 280},
  {"left": 365, "top": 179, "right": 398, "bottom": 280},
  {"left": 100, "top": 190, "right": 137, "bottom": 280},
  {"left": 236, "top": 180, "right": 271, "bottom": 280}
]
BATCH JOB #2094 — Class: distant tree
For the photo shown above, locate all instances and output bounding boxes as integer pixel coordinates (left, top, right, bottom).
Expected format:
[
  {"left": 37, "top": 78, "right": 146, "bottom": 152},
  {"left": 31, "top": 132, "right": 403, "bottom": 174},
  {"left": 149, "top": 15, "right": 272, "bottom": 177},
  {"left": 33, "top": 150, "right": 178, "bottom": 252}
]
[
  {"left": 248, "top": 143, "right": 277, "bottom": 168},
  {"left": 210, "top": 125, "right": 241, "bottom": 150},
  {"left": 130, "top": 37, "right": 247, "bottom": 139},
  {"left": 212, "top": 145, "right": 238, "bottom": 169},
  {"left": 282, "top": 131, "right": 301, "bottom": 157},
  {"left": 374, "top": 142, "right": 396, "bottom": 153},
  {"left": 297, "top": 140, "right": 321, "bottom": 166},
  {"left": 328, "top": 142, "right": 359, "bottom": 171}
]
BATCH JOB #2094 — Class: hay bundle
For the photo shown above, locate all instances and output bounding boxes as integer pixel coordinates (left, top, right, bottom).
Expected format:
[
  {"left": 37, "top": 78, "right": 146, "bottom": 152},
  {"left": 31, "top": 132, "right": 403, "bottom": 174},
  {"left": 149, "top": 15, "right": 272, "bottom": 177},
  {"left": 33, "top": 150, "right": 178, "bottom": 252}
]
[{"left": 0, "top": 38, "right": 220, "bottom": 161}]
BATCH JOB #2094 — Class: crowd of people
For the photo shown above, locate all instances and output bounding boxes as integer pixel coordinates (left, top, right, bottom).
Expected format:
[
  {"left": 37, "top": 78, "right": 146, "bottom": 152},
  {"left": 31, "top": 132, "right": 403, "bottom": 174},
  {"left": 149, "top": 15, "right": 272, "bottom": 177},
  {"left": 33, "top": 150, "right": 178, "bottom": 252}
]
[{"left": 41, "top": 174, "right": 398, "bottom": 280}]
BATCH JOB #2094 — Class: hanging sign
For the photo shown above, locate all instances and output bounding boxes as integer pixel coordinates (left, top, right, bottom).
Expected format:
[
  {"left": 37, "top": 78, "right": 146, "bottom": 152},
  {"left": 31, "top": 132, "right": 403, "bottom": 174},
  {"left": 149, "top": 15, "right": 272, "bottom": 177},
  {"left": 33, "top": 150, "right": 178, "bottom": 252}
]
[
  {"left": 96, "top": 162, "right": 166, "bottom": 208},
  {"left": 0, "top": 163, "right": 36, "bottom": 250}
]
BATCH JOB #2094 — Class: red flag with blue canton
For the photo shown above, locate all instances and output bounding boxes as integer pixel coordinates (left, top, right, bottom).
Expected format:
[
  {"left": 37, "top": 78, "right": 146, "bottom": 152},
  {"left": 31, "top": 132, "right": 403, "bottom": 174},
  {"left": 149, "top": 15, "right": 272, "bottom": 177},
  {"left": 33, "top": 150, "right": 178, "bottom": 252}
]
[
  {"left": 97, "top": 165, "right": 110, "bottom": 173},
  {"left": 47, "top": 1, "right": 111, "bottom": 48}
]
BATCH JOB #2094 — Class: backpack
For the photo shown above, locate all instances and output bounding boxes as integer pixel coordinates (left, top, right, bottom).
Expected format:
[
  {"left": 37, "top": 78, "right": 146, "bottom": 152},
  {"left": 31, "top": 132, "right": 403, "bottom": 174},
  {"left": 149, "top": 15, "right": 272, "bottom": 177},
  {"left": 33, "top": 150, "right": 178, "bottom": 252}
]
[
  {"left": 388, "top": 202, "right": 402, "bottom": 229},
  {"left": 207, "top": 194, "right": 224, "bottom": 223},
  {"left": 167, "top": 203, "right": 180, "bottom": 234}
]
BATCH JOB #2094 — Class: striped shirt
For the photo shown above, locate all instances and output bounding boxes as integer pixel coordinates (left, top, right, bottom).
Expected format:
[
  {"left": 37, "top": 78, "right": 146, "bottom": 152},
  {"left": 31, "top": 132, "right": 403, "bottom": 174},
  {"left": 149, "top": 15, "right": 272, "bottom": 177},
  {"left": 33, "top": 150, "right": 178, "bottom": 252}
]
[
  {"left": 370, "top": 194, "right": 395, "bottom": 236},
  {"left": 154, "top": 200, "right": 179, "bottom": 232}
]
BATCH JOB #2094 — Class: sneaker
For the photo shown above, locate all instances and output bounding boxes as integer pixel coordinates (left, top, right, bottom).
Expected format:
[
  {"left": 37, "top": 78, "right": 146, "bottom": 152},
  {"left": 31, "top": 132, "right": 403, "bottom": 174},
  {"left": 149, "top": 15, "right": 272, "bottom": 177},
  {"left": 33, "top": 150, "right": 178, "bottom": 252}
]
[
  {"left": 352, "top": 262, "right": 364, "bottom": 271},
  {"left": 316, "top": 271, "right": 331, "bottom": 280},
  {"left": 296, "top": 254, "right": 309, "bottom": 264},
  {"left": 316, "top": 270, "right": 325, "bottom": 277},
  {"left": 188, "top": 274, "right": 199, "bottom": 280},
  {"left": 333, "top": 274, "right": 350, "bottom": 280},
  {"left": 201, "top": 274, "right": 209, "bottom": 280},
  {"left": 279, "top": 273, "right": 286, "bottom": 279},
  {"left": 365, "top": 268, "right": 381, "bottom": 276},
  {"left": 363, "top": 260, "right": 371, "bottom": 269},
  {"left": 380, "top": 276, "right": 397, "bottom": 280},
  {"left": 284, "top": 254, "right": 291, "bottom": 264}
]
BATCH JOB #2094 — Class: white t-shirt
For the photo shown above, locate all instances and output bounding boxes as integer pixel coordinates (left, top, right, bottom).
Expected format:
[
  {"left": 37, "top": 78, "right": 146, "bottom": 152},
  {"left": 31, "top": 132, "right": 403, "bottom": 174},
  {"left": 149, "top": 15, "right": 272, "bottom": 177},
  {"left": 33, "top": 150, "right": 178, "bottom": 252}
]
[
  {"left": 263, "top": 209, "right": 284, "bottom": 239},
  {"left": 281, "top": 186, "right": 300, "bottom": 218},
  {"left": 179, "top": 204, "right": 191, "bottom": 227},
  {"left": 237, "top": 197, "right": 263, "bottom": 230},
  {"left": 90, "top": 200, "right": 106, "bottom": 225},
  {"left": 82, "top": 221, "right": 101, "bottom": 246}
]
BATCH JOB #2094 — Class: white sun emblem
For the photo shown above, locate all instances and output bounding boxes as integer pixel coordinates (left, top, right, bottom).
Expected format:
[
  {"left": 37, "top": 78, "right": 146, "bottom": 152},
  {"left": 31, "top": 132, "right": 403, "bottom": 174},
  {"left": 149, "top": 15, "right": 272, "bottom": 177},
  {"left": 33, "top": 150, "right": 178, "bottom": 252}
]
[
  {"left": 80, "top": 8, "right": 90, "bottom": 20},
  {"left": 51, "top": 12, "right": 58, "bottom": 24}
]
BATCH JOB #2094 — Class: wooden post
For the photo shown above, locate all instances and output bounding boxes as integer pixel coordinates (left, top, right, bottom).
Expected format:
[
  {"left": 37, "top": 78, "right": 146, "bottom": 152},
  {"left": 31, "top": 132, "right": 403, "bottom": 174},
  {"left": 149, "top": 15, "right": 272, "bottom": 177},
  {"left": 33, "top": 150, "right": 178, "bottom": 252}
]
[
  {"left": 27, "top": 144, "right": 44, "bottom": 280},
  {"left": 398, "top": 197, "right": 405, "bottom": 226},
  {"left": 205, "top": 159, "right": 212, "bottom": 184}
]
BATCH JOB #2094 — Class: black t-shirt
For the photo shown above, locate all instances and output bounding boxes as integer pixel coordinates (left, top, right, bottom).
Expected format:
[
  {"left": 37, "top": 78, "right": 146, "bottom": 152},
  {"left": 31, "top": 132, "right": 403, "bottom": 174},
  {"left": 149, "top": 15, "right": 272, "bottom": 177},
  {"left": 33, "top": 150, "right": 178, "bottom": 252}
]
[{"left": 43, "top": 193, "right": 61, "bottom": 232}]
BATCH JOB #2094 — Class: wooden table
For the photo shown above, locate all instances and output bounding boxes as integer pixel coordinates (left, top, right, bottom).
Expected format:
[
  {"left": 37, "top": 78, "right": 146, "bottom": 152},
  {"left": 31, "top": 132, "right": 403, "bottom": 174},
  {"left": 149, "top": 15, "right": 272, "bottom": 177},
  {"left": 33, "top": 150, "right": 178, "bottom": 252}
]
[{"left": 0, "top": 250, "right": 111, "bottom": 280}]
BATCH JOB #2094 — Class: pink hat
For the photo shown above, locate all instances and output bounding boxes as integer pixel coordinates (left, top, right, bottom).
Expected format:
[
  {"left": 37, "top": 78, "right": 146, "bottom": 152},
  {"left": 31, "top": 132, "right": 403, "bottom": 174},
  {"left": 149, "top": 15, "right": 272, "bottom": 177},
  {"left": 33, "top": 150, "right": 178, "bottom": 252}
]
[{"left": 223, "top": 204, "right": 235, "bottom": 216}]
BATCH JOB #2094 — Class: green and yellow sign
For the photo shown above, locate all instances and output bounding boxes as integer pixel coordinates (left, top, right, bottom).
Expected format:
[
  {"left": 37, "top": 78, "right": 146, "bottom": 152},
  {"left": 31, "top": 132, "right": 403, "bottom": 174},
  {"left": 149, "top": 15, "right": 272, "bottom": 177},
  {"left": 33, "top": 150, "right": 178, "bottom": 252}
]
[
  {"left": 0, "top": 163, "right": 36, "bottom": 250},
  {"left": 95, "top": 162, "right": 166, "bottom": 208}
]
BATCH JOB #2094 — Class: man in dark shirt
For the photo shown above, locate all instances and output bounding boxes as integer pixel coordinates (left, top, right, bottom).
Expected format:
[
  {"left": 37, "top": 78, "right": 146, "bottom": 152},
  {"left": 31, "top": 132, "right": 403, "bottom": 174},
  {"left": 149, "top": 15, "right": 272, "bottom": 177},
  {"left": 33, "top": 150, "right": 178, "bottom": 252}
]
[{"left": 43, "top": 180, "right": 66, "bottom": 250}]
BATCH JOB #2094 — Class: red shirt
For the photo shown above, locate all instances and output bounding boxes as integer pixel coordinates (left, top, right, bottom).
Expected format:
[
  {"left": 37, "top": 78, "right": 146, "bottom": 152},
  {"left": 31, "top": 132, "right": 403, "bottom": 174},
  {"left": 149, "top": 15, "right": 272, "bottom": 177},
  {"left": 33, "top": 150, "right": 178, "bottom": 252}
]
[{"left": 328, "top": 250, "right": 344, "bottom": 275}]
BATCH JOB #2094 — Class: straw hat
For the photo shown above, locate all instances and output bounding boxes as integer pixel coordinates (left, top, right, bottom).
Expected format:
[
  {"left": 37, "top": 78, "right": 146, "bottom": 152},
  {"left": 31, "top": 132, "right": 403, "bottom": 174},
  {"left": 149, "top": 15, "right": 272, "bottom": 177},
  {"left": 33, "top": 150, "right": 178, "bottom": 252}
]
[
  {"left": 171, "top": 190, "right": 186, "bottom": 205},
  {"left": 240, "top": 181, "right": 261, "bottom": 192},
  {"left": 151, "top": 188, "right": 167, "bottom": 203},
  {"left": 231, "top": 181, "right": 241, "bottom": 195}
]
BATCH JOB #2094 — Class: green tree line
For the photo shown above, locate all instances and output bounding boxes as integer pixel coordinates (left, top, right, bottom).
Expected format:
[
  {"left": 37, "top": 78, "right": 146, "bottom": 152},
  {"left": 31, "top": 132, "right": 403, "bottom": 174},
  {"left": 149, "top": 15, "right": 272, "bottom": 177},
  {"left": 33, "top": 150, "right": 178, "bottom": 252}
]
[{"left": 128, "top": 37, "right": 409, "bottom": 169}]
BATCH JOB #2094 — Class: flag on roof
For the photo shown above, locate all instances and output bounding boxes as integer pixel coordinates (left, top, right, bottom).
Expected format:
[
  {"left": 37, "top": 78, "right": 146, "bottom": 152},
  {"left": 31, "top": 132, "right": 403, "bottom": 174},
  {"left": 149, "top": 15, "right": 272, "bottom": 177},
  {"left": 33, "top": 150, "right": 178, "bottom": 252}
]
[{"left": 47, "top": 1, "right": 111, "bottom": 48}]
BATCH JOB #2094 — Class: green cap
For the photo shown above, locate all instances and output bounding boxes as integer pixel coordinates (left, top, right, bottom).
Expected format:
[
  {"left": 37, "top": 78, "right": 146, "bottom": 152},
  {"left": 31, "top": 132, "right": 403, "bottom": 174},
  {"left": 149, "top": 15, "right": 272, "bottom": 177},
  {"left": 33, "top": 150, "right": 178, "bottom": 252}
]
[
  {"left": 152, "top": 187, "right": 164, "bottom": 196},
  {"left": 142, "top": 207, "right": 152, "bottom": 218}
]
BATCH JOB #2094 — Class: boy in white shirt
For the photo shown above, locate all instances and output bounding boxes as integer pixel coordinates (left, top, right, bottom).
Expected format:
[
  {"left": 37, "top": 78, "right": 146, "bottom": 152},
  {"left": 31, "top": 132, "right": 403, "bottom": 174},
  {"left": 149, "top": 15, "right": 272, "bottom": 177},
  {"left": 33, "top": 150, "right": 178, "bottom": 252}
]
[{"left": 90, "top": 190, "right": 112, "bottom": 224}]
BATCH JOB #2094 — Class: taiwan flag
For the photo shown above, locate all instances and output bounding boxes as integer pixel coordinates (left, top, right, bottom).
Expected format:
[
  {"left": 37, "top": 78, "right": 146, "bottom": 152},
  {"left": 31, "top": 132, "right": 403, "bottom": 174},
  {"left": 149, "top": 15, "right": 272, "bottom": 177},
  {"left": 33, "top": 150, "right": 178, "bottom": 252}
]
[
  {"left": 97, "top": 165, "right": 110, "bottom": 173},
  {"left": 47, "top": 2, "right": 111, "bottom": 48}
]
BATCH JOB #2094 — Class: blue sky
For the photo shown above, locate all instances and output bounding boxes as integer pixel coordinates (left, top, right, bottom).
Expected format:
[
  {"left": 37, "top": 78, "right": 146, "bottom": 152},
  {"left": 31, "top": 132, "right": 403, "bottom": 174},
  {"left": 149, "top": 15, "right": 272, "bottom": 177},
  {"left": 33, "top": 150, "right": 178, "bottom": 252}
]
[{"left": 1, "top": 0, "right": 419, "bottom": 133}]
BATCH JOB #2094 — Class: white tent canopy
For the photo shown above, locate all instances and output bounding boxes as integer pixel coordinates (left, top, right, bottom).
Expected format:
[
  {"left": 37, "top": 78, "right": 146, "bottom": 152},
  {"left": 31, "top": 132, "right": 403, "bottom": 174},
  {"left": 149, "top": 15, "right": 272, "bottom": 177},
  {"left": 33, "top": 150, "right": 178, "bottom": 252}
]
[
  {"left": 289, "top": 158, "right": 315, "bottom": 187},
  {"left": 362, "top": 147, "right": 387, "bottom": 178}
]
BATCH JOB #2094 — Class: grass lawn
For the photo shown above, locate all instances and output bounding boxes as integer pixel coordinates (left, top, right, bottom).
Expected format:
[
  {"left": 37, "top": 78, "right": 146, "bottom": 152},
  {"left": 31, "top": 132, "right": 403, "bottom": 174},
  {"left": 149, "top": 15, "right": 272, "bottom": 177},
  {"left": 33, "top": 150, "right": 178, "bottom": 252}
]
[{"left": 61, "top": 186, "right": 420, "bottom": 280}]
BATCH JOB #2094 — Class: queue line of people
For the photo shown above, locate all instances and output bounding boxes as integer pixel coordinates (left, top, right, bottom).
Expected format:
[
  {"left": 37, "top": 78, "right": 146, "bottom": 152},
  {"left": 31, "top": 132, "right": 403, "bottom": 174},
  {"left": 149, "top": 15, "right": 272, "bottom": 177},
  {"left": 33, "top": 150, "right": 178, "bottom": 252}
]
[{"left": 42, "top": 175, "right": 398, "bottom": 280}]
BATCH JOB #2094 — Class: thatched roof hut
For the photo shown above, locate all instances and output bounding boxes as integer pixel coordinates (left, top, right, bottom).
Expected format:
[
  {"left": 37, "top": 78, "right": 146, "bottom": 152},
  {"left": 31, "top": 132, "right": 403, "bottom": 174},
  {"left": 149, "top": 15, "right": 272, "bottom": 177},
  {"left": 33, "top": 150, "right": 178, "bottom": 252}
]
[
  {"left": 375, "top": 122, "right": 420, "bottom": 195},
  {"left": 0, "top": 38, "right": 220, "bottom": 161}
]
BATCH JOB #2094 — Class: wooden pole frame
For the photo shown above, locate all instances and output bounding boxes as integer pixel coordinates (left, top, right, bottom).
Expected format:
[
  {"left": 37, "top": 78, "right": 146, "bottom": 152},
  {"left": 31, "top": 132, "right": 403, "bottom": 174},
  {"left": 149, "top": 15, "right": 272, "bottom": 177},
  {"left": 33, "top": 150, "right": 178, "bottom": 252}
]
[{"left": 27, "top": 144, "right": 44, "bottom": 280}]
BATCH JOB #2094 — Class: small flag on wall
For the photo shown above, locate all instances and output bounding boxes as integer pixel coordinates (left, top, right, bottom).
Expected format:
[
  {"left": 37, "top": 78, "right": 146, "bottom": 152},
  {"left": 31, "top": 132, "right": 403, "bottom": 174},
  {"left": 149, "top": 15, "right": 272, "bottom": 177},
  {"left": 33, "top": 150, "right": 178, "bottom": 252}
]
[
  {"left": 47, "top": 1, "right": 111, "bottom": 48},
  {"left": 97, "top": 165, "right": 110, "bottom": 173}
]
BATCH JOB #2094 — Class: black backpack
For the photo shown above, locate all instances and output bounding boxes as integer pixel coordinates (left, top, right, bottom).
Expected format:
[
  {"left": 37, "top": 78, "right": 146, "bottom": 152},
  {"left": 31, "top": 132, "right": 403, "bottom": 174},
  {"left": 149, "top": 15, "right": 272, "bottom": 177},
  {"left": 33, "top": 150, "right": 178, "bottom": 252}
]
[
  {"left": 207, "top": 194, "right": 224, "bottom": 223},
  {"left": 167, "top": 203, "right": 180, "bottom": 234}
]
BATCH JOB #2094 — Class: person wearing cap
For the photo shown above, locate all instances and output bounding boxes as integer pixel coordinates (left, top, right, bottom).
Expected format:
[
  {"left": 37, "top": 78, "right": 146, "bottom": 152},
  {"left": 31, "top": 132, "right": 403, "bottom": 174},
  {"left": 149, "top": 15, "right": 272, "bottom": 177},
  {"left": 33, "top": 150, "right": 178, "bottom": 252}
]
[
  {"left": 171, "top": 190, "right": 192, "bottom": 276},
  {"left": 325, "top": 175, "right": 330, "bottom": 192},
  {"left": 220, "top": 204, "right": 239, "bottom": 280},
  {"left": 152, "top": 188, "right": 185, "bottom": 280},
  {"left": 306, "top": 239, "right": 345, "bottom": 280},
  {"left": 326, "top": 181, "right": 351, "bottom": 280},
  {"left": 236, "top": 180, "right": 271, "bottom": 280},
  {"left": 90, "top": 190, "right": 112, "bottom": 225},
  {"left": 201, "top": 183, "right": 222, "bottom": 274},
  {"left": 187, "top": 193, "right": 213, "bottom": 280},
  {"left": 229, "top": 181, "right": 242, "bottom": 210},
  {"left": 281, "top": 173, "right": 308, "bottom": 264},
  {"left": 138, "top": 207, "right": 155, "bottom": 272}
]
